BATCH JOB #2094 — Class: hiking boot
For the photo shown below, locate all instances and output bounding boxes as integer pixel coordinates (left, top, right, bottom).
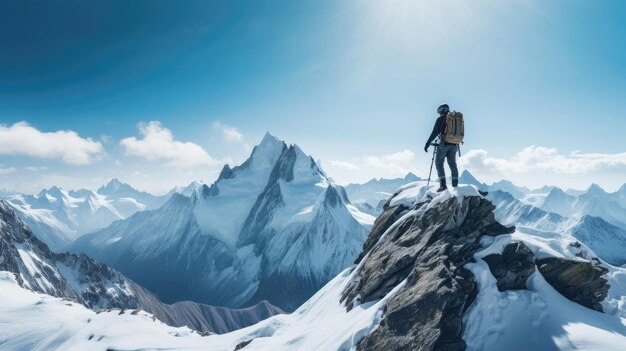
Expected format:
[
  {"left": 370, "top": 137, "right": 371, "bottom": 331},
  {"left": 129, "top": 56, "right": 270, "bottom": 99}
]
[
  {"left": 452, "top": 179, "right": 458, "bottom": 187},
  {"left": 437, "top": 181, "right": 447, "bottom": 192}
]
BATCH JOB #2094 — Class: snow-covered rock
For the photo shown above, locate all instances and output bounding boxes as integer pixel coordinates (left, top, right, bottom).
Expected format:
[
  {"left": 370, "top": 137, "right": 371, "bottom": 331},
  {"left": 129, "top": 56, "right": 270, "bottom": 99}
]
[{"left": 69, "top": 133, "right": 374, "bottom": 311}]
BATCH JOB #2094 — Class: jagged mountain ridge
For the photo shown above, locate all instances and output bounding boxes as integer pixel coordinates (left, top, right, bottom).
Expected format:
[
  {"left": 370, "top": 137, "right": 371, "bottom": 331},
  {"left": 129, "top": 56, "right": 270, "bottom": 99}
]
[
  {"left": 69, "top": 133, "right": 374, "bottom": 311},
  {"left": 2, "top": 178, "right": 171, "bottom": 251},
  {"left": 540, "top": 185, "right": 626, "bottom": 229},
  {"left": 0, "top": 199, "right": 281, "bottom": 334}
]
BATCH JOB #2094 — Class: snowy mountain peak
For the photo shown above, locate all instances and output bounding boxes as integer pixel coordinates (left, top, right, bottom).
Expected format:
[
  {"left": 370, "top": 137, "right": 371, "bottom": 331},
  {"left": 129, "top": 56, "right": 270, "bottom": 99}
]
[
  {"left": 97, "top": 178, "right": 135, "bottom": 195},
  {"left": 459, "top": 170, "right": 484, "bottom": 187},
  {"left": 247, "top": 133, "right": 287, "bottom": 172},
  {"left": 217, "top": 164, "right": 235, "bottom": 181},
  {"left": 108, "top": 177, "right": 124, "bottom": 187},
  {"left": 585, "top": 183, "right": 607, "bottom": 195},
  {"left": 176, "top": 181, "right": 204, "bottom": 197},
  {"left": 40, "top": 185, "right": 64, "bottom": 197},
  {"left": 404, "top": 172, "right": 420, "bottom": 182},
  {"left": 546, "top": 186, "right": 570, "bottom": 198},
  {"left": 163, "top": 192, "right": 192, "bottom": 210},
  {"left": 261, "top": 131, "right": 281, "bottom": 145}
]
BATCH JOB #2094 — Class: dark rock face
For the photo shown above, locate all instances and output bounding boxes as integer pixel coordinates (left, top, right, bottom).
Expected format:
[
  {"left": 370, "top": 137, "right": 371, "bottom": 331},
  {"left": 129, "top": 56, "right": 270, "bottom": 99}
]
[
  {"left": 483, "top": 242, "right": 535, "bottom": 291},
  {"left": 537, "top": 257, "right": 609, "bottom": 312},
  {"left": 234, "top": 339, "right": 253, "bottom": 350},
  {"left": 341, "top": 195, "right": 513, "bottom": 351},
  {"left": 353, "top": 203, "right": 408, "bottom": 265},
  {"left": 218, "top": 164, "right": 235, "bottom": 181}
]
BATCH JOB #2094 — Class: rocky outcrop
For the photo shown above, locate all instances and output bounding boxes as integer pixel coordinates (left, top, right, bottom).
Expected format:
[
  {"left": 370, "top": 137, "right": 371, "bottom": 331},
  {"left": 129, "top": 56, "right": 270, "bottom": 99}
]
[
  {"left": 537, "top": 257, "right": 609, "bottom": 312},
  {"left": 483, "top": 242, "right": 535, "bottom": 291},
  {"left": 353, "top": 202, "right": 408, "bottom": 264},
  {"left": 341, "top": 189, "right": 513, "bottom": 351}
]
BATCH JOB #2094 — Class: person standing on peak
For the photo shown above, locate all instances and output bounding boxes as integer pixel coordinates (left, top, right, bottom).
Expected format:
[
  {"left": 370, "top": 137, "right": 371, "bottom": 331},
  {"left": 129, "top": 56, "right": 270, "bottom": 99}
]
[{"left": 424, "top": 104, "right": 464, "bottom": 192}]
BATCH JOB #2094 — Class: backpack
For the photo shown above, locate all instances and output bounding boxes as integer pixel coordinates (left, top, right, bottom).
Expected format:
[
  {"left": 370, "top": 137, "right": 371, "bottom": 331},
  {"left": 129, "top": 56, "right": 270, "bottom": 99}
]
[{"left": 444, "top": 111, "right": 464, "bottom": 144}]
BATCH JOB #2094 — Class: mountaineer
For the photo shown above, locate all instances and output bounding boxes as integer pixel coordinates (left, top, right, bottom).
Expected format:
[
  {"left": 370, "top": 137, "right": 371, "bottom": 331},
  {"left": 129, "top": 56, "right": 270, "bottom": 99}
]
[{"left": 424, "top": 104, "right": 464, "bottom": 192}]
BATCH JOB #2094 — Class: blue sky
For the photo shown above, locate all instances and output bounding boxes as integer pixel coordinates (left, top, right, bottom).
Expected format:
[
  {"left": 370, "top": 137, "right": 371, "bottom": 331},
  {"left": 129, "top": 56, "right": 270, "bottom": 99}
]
[{"left": 1, "top": 0, "right": 625, "bottom": 193}]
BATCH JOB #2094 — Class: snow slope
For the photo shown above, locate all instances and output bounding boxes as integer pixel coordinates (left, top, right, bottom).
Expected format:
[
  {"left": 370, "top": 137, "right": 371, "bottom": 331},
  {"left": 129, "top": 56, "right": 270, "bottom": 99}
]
[
  {"left": 0, "top": 271, "right": 208, "bottom": 351},
  {"left": 464, "top": 228, "right": 626, "bottom": 351},
  {"left": 0, "top": 263, "right": 399, "bottom": 351}
]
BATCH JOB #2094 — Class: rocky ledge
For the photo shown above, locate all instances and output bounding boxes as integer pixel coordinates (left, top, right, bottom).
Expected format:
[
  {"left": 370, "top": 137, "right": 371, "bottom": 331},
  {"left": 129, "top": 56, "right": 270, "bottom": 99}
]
[
  {"left": 340, "top": 183, "right": 612, "bottom": 351},
  {"left": 483, "top": 242, "right": 536, "bottom": 291},
  {"left": 537, "top": 257, "right": 609, "bottom": 312},
  {"left": 341, "top": 186, "right": 513, "bottom": 351}
]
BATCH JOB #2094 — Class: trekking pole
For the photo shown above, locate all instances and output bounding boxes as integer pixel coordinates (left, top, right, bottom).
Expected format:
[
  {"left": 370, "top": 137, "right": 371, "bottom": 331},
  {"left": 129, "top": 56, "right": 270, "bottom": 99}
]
[{"left": 427, "top": 143, "right": 438, "bottom": 188}]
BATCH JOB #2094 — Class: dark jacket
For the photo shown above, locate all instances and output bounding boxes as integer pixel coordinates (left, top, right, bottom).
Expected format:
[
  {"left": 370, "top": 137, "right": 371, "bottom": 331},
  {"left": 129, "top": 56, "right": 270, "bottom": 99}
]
[{"left": 426, "top": 116, "right": 451, "bottom": 146}]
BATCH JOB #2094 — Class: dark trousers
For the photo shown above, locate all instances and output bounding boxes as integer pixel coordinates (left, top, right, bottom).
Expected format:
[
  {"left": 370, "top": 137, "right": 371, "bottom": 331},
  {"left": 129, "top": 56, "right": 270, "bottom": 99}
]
[{"left": 435, "top": 144, "right": 458, "bottom": 183}]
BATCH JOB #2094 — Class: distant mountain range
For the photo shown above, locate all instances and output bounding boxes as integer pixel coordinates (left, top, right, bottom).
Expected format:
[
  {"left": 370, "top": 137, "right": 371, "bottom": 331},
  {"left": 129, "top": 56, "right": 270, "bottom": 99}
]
[
  {"left": 1, "top": 177, "right": 207, "bottom": 251},
  {"left": 3, "top": 142, "right": 625, "bottom": 315},
  {"left": 2, "top": 179, "right": 165, "bottom": 250},
  {"left": 344, "top": 173, "right": 421, "bottom": 216}
]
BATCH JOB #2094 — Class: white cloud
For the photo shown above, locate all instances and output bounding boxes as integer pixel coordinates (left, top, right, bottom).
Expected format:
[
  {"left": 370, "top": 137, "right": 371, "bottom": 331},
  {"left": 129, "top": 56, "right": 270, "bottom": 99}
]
[
  {"left": 212, "top": 121, "right": 243, "bottom": 142},
  {"left": 120, "top": 121, "right": 216, "bottom": 168},
  {"left": 100, "top": 134, "right": 113, "bottom": 144},
  {"left": 0, "top": 167, "right": 17, "bottom": 175},
  {"left": 329, "top": 160, "right": 360, "bottom": 171},
  {"left": 325, "top": 150, "right": 418, "bottom": 184},
  {"left": 460, "top": 146, "right": 626, "bottom": 175},
  {"left": 362, "top": 150, "right": 416, "bottom": 174},
  {"left": 0, "top": 121, "right": 104, "bottom": 165}
]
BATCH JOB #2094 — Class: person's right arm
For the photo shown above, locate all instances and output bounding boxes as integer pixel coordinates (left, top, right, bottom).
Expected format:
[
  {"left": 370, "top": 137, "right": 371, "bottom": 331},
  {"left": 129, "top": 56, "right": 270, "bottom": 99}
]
[{"left": 425, "top": 117, "right": 443, "bottom": 147}]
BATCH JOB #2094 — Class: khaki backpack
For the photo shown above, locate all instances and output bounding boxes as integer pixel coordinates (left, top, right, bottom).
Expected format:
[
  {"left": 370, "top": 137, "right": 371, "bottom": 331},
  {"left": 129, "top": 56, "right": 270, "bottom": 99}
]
[{"left": 444, "top": 111, "right": 464, "bottom": 144}]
